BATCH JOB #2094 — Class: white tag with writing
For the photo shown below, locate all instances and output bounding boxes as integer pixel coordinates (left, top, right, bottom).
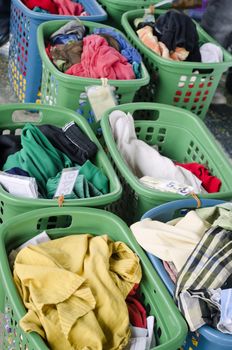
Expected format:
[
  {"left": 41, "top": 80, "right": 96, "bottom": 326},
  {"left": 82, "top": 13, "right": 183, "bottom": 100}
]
[
  {"left": 140, "top": 176, "right": 193, "bottom": 196},
  {"left": 54, "top": 168, "right": 79, "bottom": 197}
]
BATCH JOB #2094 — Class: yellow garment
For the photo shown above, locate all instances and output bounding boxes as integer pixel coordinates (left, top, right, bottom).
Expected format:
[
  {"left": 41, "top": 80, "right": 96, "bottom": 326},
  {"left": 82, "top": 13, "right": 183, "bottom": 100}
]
[
  {"left": 130, "top": 210, "right": 211, "bottom": 272},
  {"left": 13, "top": 234, "right": 142, "bottom": 350}
]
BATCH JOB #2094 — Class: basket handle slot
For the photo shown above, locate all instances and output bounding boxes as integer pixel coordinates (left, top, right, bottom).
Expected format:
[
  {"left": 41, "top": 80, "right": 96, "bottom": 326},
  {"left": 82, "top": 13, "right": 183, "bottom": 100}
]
[
  {"left": 12, "top": 110, "right": 43, "bottom": 123},
  {"left": 192, "top": 68, "right": 214, "bottom": 74},
  {"left": 133, "top": 109, "right": 160, "bottom": 121},
  {"left": 36, "top": 215, "right": 73, "bottom": 231}
]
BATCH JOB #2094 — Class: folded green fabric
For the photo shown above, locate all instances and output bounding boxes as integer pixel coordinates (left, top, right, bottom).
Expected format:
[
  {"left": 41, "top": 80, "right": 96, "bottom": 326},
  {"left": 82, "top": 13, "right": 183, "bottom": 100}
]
[
  {"left": 79, "top": 160, "right": 108, "bottom": 194},
  {"left": 3, "top": 124, "right": 73, "bottom": 194},
  {"left": 46, "top": 170, "right": 103, "bottom": 199}
]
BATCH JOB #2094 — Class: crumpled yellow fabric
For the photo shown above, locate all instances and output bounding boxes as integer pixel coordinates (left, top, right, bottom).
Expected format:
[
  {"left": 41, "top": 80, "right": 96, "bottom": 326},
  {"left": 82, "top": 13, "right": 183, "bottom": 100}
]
[{"left": 13, "top": 234, "right": 142, "bottom": 350}]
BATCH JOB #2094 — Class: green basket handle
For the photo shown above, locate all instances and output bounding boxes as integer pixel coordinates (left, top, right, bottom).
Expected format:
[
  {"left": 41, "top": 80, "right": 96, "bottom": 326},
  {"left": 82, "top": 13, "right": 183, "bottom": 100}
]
[{"left": 0, "top": 103, "right": 62, "bottom": 124}]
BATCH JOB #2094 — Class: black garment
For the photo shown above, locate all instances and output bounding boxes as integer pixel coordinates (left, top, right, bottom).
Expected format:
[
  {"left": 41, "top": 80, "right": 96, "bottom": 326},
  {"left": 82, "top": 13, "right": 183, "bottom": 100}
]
[
  {"left": 201, "top": 1, "right": 232, "bottom": 94},
  {"left": 39, "top": 122, "right": 98, "bottom": 165},
  {"left": 201, "top": 0, "right": 232, "bottom": 48},
  {"left": 136, "top": 22, "right": 157, "bottom": 34},
  {"left": 154, "top": 10, "right": 201, "bottom": 62},
  {"left": 0, "top": 134, "right": 21, "bottom": 169},
  {"left": 0, "top": 122, "right": 98, "bottom": 170},
  {"left": 0, "top": 0, "right": 10, "bottom": 47},
  {"left": 5, "top": 167, "right": 29, "bottom": 177},
  {"left": 0, "top": 0, "right": 10, "bottom": 13},
  {"left": 225, "top": 32, "right": 232, "bottom": 94}
]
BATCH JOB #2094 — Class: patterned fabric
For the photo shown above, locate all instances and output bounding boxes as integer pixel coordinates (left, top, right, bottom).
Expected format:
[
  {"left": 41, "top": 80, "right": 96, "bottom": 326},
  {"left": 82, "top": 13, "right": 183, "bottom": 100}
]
[{"left": 175, "top": 225, "right": 232, "bottom": 331}]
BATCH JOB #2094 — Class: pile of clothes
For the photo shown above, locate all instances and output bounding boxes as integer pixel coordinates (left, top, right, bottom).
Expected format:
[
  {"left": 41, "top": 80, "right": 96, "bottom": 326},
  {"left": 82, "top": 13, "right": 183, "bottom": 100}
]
[
  {"left": 11, "top": 231, "right": 155, "bottom": 349},
  {"left": 134, "top": 9, "right": 223, "bottom": 63},
  {"left": 131, "top": 203, "right": 232, "bottom": 334},
  {"left": 109, "top": 110, "right": 222, "bottom": 195},
  {"left": 22, "top": 0, "right": 88, "bottom": 16},
  {"left": 0, "top": 121, "right": 109, "bottom": 199},
  {"left": 46, "top": 20, "right": 142, "bottom": 79}
]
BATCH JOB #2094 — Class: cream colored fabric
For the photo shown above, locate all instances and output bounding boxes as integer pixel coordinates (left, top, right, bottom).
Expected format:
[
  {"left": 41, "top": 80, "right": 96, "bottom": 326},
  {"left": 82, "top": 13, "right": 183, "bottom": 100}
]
[
  {"left": 196, "top": 202, "right": 232, "bottom": 230},
  {"left": 109, "top": 110, "right": 206, "bottom": 194},
  {"left": 14, "top": 234, "right": 142, "bottom": 350},
  {"left": 130, "top": 211, "right": 211, "bottom": 272}
]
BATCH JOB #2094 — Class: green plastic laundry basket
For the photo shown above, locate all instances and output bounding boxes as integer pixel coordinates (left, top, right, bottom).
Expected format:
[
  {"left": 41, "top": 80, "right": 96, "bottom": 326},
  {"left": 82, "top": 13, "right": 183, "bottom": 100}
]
[
  {"left": 0, "top": 206, "right": 188, "bottom": 349},
  {"left": 121, "top": 9, "right": 232, "bottom": 120},
  {"left": 0, "top": 104, "right": 122, "bottom": 224},
  {"left": 37, "top": 19, "right": 150, "bottom": 134},
  {"left": 98, "top": 0, "right": 169, "bottom": 28},
  {"left": 101, "top": 102, "right": 232, "bottom": 224}
]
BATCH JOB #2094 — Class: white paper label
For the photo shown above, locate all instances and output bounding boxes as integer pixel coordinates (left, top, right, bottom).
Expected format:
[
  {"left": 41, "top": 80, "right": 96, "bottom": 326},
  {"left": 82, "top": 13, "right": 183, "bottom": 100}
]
[
  {"left": 0, "top": 171, "right": 38, "bottom": 198},
  {"left": 54, "top": 168, "right": 79, "bottom": 197},
  {"left": 140, "top": 176, "right": 193, "bottom": 196}
]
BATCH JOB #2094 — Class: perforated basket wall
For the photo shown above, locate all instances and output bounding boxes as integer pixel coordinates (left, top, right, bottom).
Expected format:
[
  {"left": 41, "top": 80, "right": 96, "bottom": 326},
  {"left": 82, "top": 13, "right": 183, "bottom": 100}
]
[
  {"left": 0, "top": 104, "right": 122, "bottom": 224},
  {"left": 0, "top": 207, "right": 187, "bottom": 350},
  {"left": 8, "top": 0, "right": 107, "bottom": 103},
  {"left": 121, "top": 9, "right": 232, "bottom": 120},
  {"left": 142, "top": 199, "right": 232, "bottom": 350},
  {"left": 101, "top": 103, "right": 232, "bottom": 224},
  {"left": 98, "top": 0, "right": 166, "bottom": 27}
]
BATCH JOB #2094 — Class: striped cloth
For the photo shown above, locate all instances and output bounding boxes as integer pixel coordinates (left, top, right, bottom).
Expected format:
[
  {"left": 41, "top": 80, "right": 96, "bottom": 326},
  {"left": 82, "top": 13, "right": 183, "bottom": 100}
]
[{"left": 175, "top": 225, "right": 232, "bottom": 331}]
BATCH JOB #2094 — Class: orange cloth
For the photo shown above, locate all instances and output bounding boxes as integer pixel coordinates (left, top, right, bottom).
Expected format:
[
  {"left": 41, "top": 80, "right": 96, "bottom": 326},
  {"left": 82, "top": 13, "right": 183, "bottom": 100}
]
[{"left": 136, "top": 26, "right": 189, "bottom": 61}]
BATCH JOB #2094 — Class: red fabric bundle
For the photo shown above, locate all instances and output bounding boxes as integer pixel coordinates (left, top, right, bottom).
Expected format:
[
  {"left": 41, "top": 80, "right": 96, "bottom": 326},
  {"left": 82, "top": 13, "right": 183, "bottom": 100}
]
[
  {"left": 22, "top": 0, "right": 84, "bottom": 15},
  {"left": 126, "top": 284, "right": 147, "bottom": 328},
  {"left": 22, "top": 0, "right": 58, "bottom": 13},
  {"left": 176, "top": 162, "right": 222, "bottom": 193},
  {"left": 65, "top": 35, "right": 135, "bottom": 80}
]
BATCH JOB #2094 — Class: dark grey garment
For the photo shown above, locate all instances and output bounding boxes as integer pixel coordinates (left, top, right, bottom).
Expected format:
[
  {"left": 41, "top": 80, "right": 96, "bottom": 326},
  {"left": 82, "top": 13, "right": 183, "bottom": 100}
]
[
  {"left": 39, "top": 122, "right": 98, "bottom": 165},
  {"left": 201, "top": 0, "right": 232, "bottom": 48}
]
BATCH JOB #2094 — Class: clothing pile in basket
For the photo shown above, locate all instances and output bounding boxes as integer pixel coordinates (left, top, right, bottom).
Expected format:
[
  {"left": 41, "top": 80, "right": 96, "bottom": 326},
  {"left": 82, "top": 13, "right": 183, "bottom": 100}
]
[
  {"left": 109, "top": 110, "right": 221, "bottom": 195},
  {"left": 10, "top": 231, "right": 156, "bottom": 350},
  {"left": 0, "top": 121, "right": 109, "bottom": 199},
  {"left": 22, "top": 0, "right": 88, "bottom": 16},
  {"left": 131, "top": 202, "right": 232, "bottom": 334},
  {"left": 134, "top": 10, "right": 223, "bottom": 63},
  {"left": 46, "top": 19, "right": 142, "bottom": 79}
]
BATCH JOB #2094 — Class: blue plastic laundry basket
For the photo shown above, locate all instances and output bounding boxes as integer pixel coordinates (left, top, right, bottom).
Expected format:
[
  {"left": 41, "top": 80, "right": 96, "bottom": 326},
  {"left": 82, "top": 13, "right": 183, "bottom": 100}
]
[
  {"left": 141, "top": 199, "right": 232, "bottom": 350},
  {"left": 8, "top": 0, "right": 107, "bottom": 103}
]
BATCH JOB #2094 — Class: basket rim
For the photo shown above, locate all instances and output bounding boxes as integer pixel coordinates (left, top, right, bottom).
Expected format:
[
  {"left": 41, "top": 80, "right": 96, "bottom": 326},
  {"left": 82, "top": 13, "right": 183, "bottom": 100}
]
[
  {"left": 142, "top": 198, "right": 232, "bottom": 345},
  {"left": 12, "top": 0, "right": 108, "bottom": 22},
  {"left": 0, "top": 103, "right": 122, "bottom": 206},
  {"left": 37, "top": 19, "right": 150, "bottom": 87},
  {"left": 100, "top": 102, "right": 232, "bottom": 200},
  {"left": 0, "top": 206, "right": 188, "bottom": 350},
  {"left": 121, "top": 8, "right": 232, "bottom": 70}
]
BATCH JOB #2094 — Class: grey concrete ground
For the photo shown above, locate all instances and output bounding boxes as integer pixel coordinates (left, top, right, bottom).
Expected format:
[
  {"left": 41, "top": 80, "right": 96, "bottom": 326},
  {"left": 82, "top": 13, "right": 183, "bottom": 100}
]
[{"left": 0, "top": 41, "right": 231, "bottom": 160}]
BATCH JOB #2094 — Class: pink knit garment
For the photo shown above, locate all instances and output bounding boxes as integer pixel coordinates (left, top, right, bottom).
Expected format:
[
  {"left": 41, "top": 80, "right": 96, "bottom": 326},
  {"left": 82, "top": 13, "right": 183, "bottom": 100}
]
[
  {"left": 53, "top": 0, "right": 84, "bottom": 15},
  {"left": 65, "top": 35, "right": 135, "bottom": 80}
]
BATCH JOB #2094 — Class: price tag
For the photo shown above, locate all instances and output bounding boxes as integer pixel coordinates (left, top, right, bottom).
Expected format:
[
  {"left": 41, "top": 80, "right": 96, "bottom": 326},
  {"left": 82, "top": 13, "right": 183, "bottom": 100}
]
[{"left": 54, "top": 168, "right": 79, "bottom": 197}]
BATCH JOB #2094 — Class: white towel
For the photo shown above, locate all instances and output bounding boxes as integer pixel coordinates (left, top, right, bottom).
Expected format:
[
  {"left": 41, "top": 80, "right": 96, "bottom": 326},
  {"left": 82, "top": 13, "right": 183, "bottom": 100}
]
[{"left": 109, "top": 110, "right": 206, "bottom": 193}]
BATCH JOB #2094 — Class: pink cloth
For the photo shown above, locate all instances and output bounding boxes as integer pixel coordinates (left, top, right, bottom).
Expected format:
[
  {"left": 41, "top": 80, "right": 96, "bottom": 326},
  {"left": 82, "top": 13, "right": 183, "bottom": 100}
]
[
  {"left": 53, "top": 0, "right": 84, "bottom": 16},
  {"left": 163, "top": 261, "right": 178, "bottom": 284},
  {"left": 65, "top": 35, "right": 135, "bottom": 80}
]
